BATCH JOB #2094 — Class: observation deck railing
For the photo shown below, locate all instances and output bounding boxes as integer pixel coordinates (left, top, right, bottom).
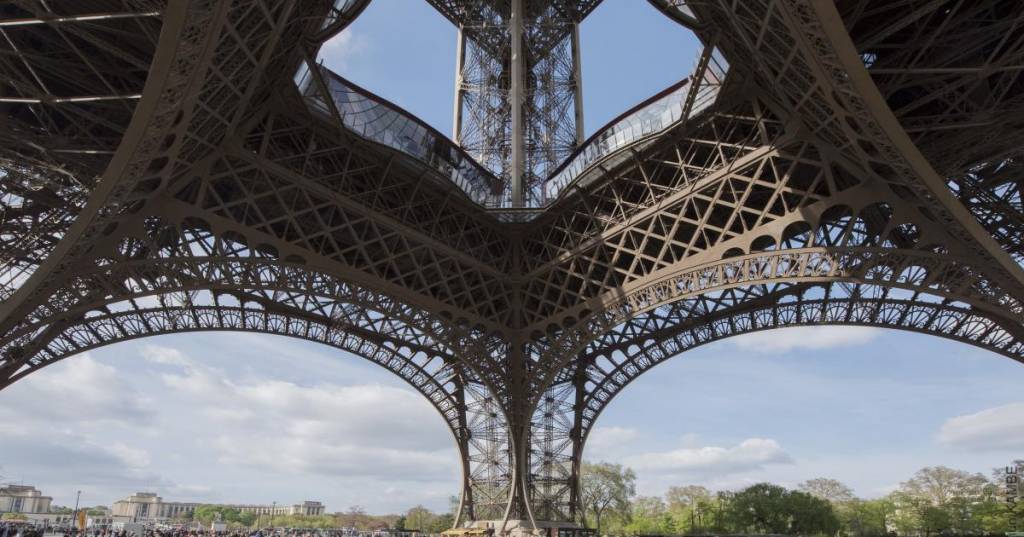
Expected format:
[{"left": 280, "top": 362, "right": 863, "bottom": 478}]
[
  {"left": 295, "top": 60, "right": 505, "bottom": 208},
  {"left": 647, "top": 0, "right": 700, "bottom": 28},
  {"left": 541, "top": 45, "right": 729, "bottom": 202},
  {"left": 294, "top": 41, "right": 727, "bottom": 214},
  {"left": 314, "top": 0, "right": 371, "bottom": 41}
]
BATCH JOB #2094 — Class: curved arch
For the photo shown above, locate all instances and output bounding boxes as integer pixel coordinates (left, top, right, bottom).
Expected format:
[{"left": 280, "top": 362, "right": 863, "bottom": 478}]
[
  {"left": 574, "top": 281, "right": 1024, "bottom": 446},
  {"left": 11, "top": 304, "right": 462, "bottom": 429},
  {"left": 526, "top": 242, "right": 1024, "bottom": 417},
  {"left": 1, "top": 294, "right": 511, "bottom": 527}
]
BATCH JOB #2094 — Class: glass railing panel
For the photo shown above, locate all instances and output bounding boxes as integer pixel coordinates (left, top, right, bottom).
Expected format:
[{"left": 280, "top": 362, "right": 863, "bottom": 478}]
[
  {"left": 320, "top": 0, "right": 363, "bottom": 31},
  {"left": 651, "top": 0, "right": 700, "bottom": 27},
  {"left": 294, "top": 60, "right": 504, "bottom": 207},
  {"left": 543, "top": 45, "right": 729, "bottom": 202},
  {"left": 295, "top": 42, "right": 728, "bottom": 211}
]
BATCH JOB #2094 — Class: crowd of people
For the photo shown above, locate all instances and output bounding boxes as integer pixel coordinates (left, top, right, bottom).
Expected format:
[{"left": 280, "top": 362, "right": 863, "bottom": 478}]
[
  {"left": 0, "top": 526, "right": 358, "bottom": 537},
  {"left": 0, "top": 523, "right": 43, "bottom": 537}
]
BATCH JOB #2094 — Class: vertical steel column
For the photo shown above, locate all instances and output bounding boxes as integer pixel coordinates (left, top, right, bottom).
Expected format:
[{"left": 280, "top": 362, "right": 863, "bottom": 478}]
[
  {"left": 568, "top": 360, "right": 587, "bottom": 522},
  {"left": 509, "top": 0, "right": 525, "bottom": 207},
  {"left": 571, "top": 22, "right": 585, "bottom": 146},
  {"left": 452, "top": 26, "right": 467, "bottom": 144},
  {"left": 453, "top": 367, "right": 474, "bottom": 526}
]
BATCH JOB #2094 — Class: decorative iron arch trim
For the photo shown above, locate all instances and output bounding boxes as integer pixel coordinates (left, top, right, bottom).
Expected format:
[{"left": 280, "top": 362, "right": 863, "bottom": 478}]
[{"left": 576, "top": 287, "right": 1024, "bottom": 446}]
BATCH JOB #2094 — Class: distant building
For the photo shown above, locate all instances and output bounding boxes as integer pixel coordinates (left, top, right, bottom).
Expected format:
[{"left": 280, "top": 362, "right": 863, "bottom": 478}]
[
  {"left": 112, "top": 493, "right": 201, "bottom": 521},
  {"left": 0, "top": 485, "right": 53, "bottom": 514},
  {"left": 233, "top": 501, "right": 325, "bottom": 517},
  {"left": 111, "top": 493, "right": 325, "bottom": 522}
]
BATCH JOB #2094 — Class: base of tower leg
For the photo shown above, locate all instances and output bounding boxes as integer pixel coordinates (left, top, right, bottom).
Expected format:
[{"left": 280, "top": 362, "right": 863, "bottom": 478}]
[{"left": 454, "top": 520, "right": 592, "bottom": 537}]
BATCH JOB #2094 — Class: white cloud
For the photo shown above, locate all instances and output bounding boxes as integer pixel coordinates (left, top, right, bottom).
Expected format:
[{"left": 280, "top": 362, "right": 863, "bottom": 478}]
[
  {"left": 0, "top": 353, "right": 153, "bottom": 425},
  {"left": 623, "top": 438, "right": 793, "bottom": 477},
  {"left": 319, "top": 30, "right": 366, "bottom": 71},
  {"left": 938, "top": 402, "right": 1024, "bottom": 451},
  {"left": 585, "top": 426, "right": 640, "bottom": 460},
  {"left": 142, "top": 345, "right": 459, "bottom": 481},
  {"left": 731, "top": 326, "right": 879, "bottom": 353}
]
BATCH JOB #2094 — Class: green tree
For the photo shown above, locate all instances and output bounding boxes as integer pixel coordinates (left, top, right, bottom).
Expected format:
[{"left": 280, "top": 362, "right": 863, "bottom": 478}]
[
  {"left": 238, "top": 512, "right": 257, "bottom": 527},
  {"left": 625, "top": 496, "right": 674, "bottom": 536},
  {"left": 838, "top": 498, "right": 893, "bottom": 537},
  {"left": 726, "top": 483, "right": 839, "bottom": 535},
  {"left": 920, "top": 506, "right": 950, "bottom": 537},
  {"left": 664, "top": 485, "right": 713, "bottom": 533},
  {"left": 899, "top": 466, "right": 987, "bottom": 506},
  {"left": 787, "top": 490, "right": 840, "bottom": 536},
  {"left": 404, "top": 505, "right": 435, "bottom": 531},
  {"left": 579, "top": 461, "right": 636, "bottom": 535},
  {"left": 727, "top": 483, "right": 791, "bottom": 534},
  {"left": 889, "top": 466, "right": 990, "bottom": 536},
  {"left": 428, "top": 513, "right": 455, "bottom": 533},
  {"left": 799, "top": 478, "right": 856, "bottom": 504},
  {"left": 193, "top": 505, "right": 245, "bottom": 525}
]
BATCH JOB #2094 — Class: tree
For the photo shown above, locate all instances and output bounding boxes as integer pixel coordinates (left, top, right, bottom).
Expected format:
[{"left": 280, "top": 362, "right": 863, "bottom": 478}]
[
  {"left": 786, "top": 490, "right": 840, "bottom": 536},
  {"left": 428, "top": 513, "right": 455, "bottom": 533},
  {"left": 238, "top": 512, "right": 257, "bottom": 527},
  {"left": 838, "top": 498, "right": 893, "bottom": 537},
  {"left": 665, "top": 485, "right": 712, "bottom": 511},
  {"left": 727, "top": 483, "right": 791, "bottom": 534},
  {"left": 920, "top": 506, "right": 950, "bottom": 537},
  {"left": 726, "top": 483, "right": 838, "bottom": 536},
  {"left": 625, "top": 496, "right": 674, "bottom": 536},
  {"left": 665, "top": 485, "right": 714, "bottom": 534},
  {"left": 404, "top": 505, "right": 435, "bottom": 532},
  {"left": 193, "top": 505, "right": 246, "bottom": 525},
  {"left": 898, "top": 466, "right": 987, "bottom": 506},
  {"left": 579, "top": 461, "right": 636, "bottom": 535},
  {"left": 799, "top": 478, "right": 856, "bottom": 504}
]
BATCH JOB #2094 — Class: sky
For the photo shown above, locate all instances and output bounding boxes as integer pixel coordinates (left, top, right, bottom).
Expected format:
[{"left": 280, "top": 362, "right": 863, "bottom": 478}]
[{"left": 1, "top": 0, "right": 1022, "bottom": 517}]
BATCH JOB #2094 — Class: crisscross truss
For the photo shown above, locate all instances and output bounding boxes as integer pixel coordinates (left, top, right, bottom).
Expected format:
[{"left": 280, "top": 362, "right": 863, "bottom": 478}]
[{"left": 2, "top": 0, "right": 1024, "bottom": 531}]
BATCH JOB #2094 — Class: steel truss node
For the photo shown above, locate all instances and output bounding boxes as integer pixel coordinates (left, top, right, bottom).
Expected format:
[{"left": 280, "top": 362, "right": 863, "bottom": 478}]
[{"left": 2, "top": 0, "right": 1023, "bottom": 532}]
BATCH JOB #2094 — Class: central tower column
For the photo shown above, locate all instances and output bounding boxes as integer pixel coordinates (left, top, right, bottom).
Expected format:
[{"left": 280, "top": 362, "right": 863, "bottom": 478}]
[
  {"left": 449, "top": 1, "right": 585, "bottom": 207},
  {"left": 509, "top": 0, "right": 526, "bottom": 207}
]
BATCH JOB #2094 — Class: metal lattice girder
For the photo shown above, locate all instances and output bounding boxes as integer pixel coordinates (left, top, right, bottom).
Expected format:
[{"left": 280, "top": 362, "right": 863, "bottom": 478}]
[{"left": 3, "top": 0, "right": 1024, "bottom": 529}]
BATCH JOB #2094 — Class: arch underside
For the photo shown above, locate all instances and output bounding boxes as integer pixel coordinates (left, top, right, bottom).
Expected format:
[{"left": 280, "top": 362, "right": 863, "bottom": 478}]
[
  {"left": 0, "top": 216, "right": 514, "bottom": 525},
  {"left": 575, "top": 279, "right": 1024, "bottom": 443}
]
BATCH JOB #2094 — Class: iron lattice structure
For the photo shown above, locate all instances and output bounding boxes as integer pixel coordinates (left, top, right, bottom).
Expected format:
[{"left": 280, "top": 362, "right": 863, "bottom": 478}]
[{"left": 2, "top": 0, "right": 1024, "bottom": 532}]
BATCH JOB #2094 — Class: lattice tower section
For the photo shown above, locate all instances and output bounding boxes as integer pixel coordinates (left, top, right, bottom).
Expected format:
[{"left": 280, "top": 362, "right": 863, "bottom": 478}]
[{"left": 454, "top": 0, "right": 582, "bottom": 207}]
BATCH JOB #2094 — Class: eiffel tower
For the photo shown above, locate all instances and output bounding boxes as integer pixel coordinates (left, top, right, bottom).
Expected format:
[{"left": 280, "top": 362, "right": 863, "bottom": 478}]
[{"left": 2, "top": 1, "right": 1023, "bottom": 534}]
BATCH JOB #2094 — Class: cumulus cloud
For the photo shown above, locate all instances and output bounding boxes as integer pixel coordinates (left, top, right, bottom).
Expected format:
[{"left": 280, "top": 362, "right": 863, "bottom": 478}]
[
  {"left": 731, "top": 326, "right": 879, "bottom": 353},
  {"left": 319, "top": 30, "right": 367, "bottom": 71},
  {"left": 0, "top": 353, "right": 153, "bottom": 425},
  {"left": 141, "top": 345, "right": 458, "bottom": 481},
  {"left": 938, "top": 402, "right": 1024, "bottom": 451},
  {"left": 623, "top": 438, "right": 793, "bottom": 478},
  {"left": 585, "top": 426, "right": 640, "bottom": 460}
]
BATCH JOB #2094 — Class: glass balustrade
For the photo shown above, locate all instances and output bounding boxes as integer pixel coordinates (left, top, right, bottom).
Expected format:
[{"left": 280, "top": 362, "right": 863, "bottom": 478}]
[
  {"left": 542, "top": 46, "right": 728, "bottom": 201},
  {"left": 293, "top": 43, "right": 728, "bottom": 211},
  {"left": 295, "top": 61, "right": 504, "bottom": 207}
]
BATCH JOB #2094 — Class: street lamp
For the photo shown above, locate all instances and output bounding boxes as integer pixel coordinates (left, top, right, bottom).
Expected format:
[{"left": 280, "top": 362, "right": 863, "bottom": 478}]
[{"left": 72, "top": 491, "right": 82, "bottom": 536}]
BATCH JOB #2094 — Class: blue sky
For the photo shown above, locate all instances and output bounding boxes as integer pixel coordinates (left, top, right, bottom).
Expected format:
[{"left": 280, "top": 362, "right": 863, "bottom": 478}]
[{"left": 1, "top": 0, "right": 1021, "bottom": 516}]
